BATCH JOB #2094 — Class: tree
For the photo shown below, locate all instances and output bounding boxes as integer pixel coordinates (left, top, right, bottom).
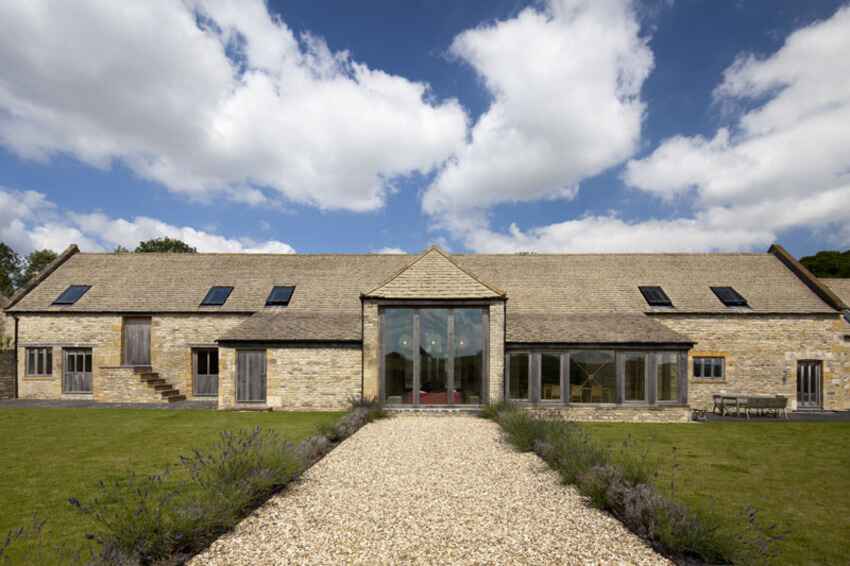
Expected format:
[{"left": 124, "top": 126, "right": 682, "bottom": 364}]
[
  {"left": 17, "top": 249, "right": 58, "bottom": 288},
  {"left": 134, "top": 238, "right": 197, "bottom": 253},
  {"left": 0, "top": 242, "right": 22, "bottom": 297},
  {"left": 799, "top": 249, "right": 850, "bottom": 278},
  {"left": 113, "top": 245, "right": 130, "bottom": 254}
]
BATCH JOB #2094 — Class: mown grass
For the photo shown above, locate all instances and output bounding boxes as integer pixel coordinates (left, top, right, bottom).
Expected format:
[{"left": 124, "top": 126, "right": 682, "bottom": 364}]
[
  {"left": 583, "top": 421, "right": 850, "bottom": 565},
  {"left": 0, "top": 408, "right": 342, "bottom": 562}
]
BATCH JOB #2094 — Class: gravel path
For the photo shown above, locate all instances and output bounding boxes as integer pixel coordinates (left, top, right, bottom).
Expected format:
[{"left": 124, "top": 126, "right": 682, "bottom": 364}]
[{"left": 192, "top": 415, "right": 668, "bottom": 565}]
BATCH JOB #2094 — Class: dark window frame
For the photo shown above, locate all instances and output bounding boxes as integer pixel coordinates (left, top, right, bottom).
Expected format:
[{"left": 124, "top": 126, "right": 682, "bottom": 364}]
[
  {"left": 26, "top": 347, "right": 53, "bottom": 376},
  {"left": 639, "top": 286, "right": 673, "bottom": 307},
  {"left": 52, "top": 285, "right": 91, "bottom": 305},
  {"left": 265, "top": 286, "right": 295, "bottom": 307},
  {"left": 693, "top": 356, "right": 725, "bottom": 380},
  {"left": 63, "top": 348, "right": 93, "bottom": 394},
  {"left": 200, "top": 286, "right": 233, "bottom": 306},
  {"left": 711, "top": 286, "right": 749, "bottom": 307},
  {"left": 192, "top": 348, "right": 220, "bottom": 397}
]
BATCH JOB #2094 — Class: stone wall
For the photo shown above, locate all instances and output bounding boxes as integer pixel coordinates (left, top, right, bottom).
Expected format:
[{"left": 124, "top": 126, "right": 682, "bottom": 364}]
[
  {"left": 655, "top": 313, "right": 850, "bottom": 411},
  {"left": 0, "top": 350, "right": 14, "bottom": 399},
  {"left": 96, "top": 367, "right": 163, "bottom": 403},
  {"left": 488, "top": 302, "right": 505, "bottom": 403},
  {"left": 15, "top": 313, "right": 249, "bottom": 401},
  {"left": 528, "top": 404, "right": 691, "bottom": 423},
  {"left": 217, "top": 344, "right": 361, "bottom": 410}
]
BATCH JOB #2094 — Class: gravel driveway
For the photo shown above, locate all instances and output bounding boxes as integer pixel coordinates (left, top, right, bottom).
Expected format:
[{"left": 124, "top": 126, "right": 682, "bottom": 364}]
[{"left": 192, "top": 415, "right": 668, "bottom": 565}]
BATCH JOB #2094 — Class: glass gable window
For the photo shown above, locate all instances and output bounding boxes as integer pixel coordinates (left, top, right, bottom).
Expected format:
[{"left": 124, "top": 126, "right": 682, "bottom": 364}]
[
  {"left": 265, "top": 286, "right": 295, "bottom": 306},
  {"left": 693, "top": 356, "right": 724, "bottom": 379},
  {"left": 656, "top": 352, "right": 680, "bottom": 402},
  {"left": 200, "top": 286, "right": 233, "bottom": 306},
  {"left": 53, "top": 285, "right": 90, "bottom": 305},
  {"left": 570, "top": 351, "right": 616, "bottom": 403},
  {"left": 623, "top": 353, "right": 647, "bottom": 402},
  {"left": 381, "top": 307, "right": 487, "bottom": 405}
]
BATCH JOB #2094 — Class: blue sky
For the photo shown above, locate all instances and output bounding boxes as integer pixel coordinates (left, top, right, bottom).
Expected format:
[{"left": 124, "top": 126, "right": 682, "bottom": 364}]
[{"left": 1, "top": 0, "right": 849, "bottom": 257}]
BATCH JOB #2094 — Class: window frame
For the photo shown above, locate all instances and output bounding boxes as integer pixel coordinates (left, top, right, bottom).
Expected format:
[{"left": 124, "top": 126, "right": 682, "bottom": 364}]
[
  {"left": 26, "top": 347, "right": 53, "bottom": 377},
  {"left": 192, "top": 348, "right": 220, "bottom": 397},
  {"left": 200, "top": 286, "right": 233, "bottom": 306},
  {"left": 52, "top": 285, "right": 91, "bottom": 305},
  {"left": 654, "top": 351, "right": 685, "bottom": 404},
  {"left": 693, "top": 356, "right": 725, "bottom": 380},
  {"left": 505, "top": 350, "right": 533, "bottom": 402},
  {"left": 638, "top": 286, "right": 673, "bottom": 307},
  {"left": 62, "top": 348, "right": 93, "bottom": 394},
  {"left": 711, "top": 286, "right": 749, "bottom": 307},
  {"left": 265, "top": 286, "right": 295, "bottom": 307},
  {"left": 619, "top": 351, "right": 649, "bottom": 404}
]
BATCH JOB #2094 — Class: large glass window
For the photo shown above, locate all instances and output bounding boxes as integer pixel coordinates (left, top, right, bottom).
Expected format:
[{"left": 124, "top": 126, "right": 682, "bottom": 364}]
[
  {"left": 383, "top": 309, "right": 415, "bottom": 404},
  {"left": 420, "top": 309, "right": 450, "bottom": 404},
  {"left": 540, "top": 353, "right": 561, "bottom": 401},
  {"left": 508, "top": 353, "right": 530, "bottom": 400},
  {"left": 623, "top": 353, "right": 646, "bottom": 402},
  {"left": 454, "top": 309, "right": 484, "bottom": 404},
  {"left": 570, "top": 351, "right": 616, "bottom": 403},
  {"left": 656, "top": 352, "right": 680, "bottom": 402}
]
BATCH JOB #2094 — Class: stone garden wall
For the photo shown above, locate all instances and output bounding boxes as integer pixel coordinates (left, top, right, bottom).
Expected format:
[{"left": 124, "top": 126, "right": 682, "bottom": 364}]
[{"left": 0, "top": 350, "right": 14, "bottom": 399}]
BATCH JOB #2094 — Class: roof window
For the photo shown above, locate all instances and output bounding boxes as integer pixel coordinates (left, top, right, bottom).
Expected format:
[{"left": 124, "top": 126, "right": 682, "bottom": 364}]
[
  {"left": 639, "top": 286, "right": 672, "bottom": 307},
  {"left": 266, "top": 286, "right": 295, "bottom": 307},
  {"left": 201, "top": 286, "right": 233, "bottom": 306},
  {"left": 53, "top": 285, "right": 91, "bottom": 305},
  {"left": 711, "top": 286, "right": 749, "bottom": 307}
]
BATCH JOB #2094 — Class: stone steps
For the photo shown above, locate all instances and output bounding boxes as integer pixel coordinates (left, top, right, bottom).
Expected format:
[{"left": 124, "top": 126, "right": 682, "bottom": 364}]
[{"left": 135, "top": 368, "right": 186, "bottom": 403}]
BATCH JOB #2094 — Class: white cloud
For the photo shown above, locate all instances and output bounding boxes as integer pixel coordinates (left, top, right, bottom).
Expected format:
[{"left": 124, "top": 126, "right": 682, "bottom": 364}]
[
  {"left": 623, "top": 6, "right": 850, "bottom": 241},
  {"left": 372, "top": 247, "right": 407, "bottom": 254},
  {"left": 0, "top": 0, "right": 467, "bottom": 212},
  {"left": 423, "top": 0, "right": 652, "bottom": 216},
  {"left": 0, "top": 187, "right": 295, "bottom": 254}
]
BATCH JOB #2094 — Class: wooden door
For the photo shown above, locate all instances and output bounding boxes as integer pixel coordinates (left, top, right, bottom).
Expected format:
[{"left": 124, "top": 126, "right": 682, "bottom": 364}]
[
  {"left": 237, "top": 350, "right": 266, "bottom": 403},
  {"left": 63, "top": 349, "right": 92, "bottom": 393},
  {"left": 193, "top": 348, "right": 219, "bottom": 397},
  {"left": 123, "top": 318, "right": 151, "bottom": 366},
  {"left": 796, "top": 360, "right": 822, "bottom": 409}
]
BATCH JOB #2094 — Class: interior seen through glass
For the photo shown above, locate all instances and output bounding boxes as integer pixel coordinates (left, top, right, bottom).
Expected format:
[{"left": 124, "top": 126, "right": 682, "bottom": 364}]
[
  {"left": 570, "top": 351, "right": 616, "bottom": 403},
  {"left": 656, "top": 352, "right": 679, "bottom": 401},
  {"left": 540, "top": 353, "right": 561, "bottom": 400},
  {"left": 509, "top": 353, "right": 529, "bottom": 400},
  {"left": 623, "top": 353, "right": 646, "bottom": 401},
  {"left": 383, "top": 307, "right": 485, "bottom": 405}
]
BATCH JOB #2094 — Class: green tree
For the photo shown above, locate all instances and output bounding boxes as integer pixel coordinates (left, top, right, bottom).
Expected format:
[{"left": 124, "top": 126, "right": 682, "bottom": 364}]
[
  {"left": 134, "top": 238, "right": 197, "bottom": 253},
  {"left": 0, "top": 242, "right": 22, "bottom": 297},
  {"left": 17, "top": 249, "right": 58, "bottom": 287},
  {"left": 799, "top": 249, "right": 850, "bottom": 278}
]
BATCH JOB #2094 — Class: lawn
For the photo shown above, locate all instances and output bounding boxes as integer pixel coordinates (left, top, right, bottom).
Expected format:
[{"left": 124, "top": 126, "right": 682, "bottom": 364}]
[
  {"left": 583, "top": 421, "right": 850, "bottom": 565},
  {"left": 0, "top": 407, "right": 343, "bottom": 560}
]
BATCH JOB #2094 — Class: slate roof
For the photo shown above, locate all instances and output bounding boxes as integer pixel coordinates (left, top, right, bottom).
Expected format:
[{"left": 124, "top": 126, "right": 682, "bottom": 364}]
[
  {"left": 821, "top": 278, "right": 850, "bottom": 308},
  {"left": 507, "top": 313, "right": 693, "bottom": 345},
  {"left": 7, "top": 246, "right": 840, "bottom": 343}
]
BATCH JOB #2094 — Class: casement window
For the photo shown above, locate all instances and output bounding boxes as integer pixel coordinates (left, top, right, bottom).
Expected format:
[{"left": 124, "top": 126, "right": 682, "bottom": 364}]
[
  {"left": 200, "top": 286, "right": 233, "bottom": 306},
  {"left": 265, "top": 286, "right": 295, "bottom": 306},
  {"left": 53, "top": 285, "right": 90, "bottom": 305},
  {"left": 639, "top": 286, "right": 673, "bottom": 307},
  {"left": 693, "top": 356, "right": 724, "bottom": 379},
  {"left": 26, "top": 347, "right": 53, "bottom": 376},
  {"left": 711, "top": 286, "right": 748, "bottom": 307}
]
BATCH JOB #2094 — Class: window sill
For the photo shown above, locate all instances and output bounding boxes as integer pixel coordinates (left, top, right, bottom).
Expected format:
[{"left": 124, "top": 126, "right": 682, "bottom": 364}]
[
  {"left": 24, "top": 375, "right": 54, "bottom": 381},
  {"left": 692, "top": 379, "right": 727, "bottom": 384}
]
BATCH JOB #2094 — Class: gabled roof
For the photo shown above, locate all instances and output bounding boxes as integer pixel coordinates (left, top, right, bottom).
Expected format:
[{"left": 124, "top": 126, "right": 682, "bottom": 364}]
[
  {"left": 8, "top": 246, "right": 837, "bottom": 318},
  {"left": 220, "top": 310, "right": 361, "bottom": 342},
  {"left": 821, "top": 278, "right": 850, "bottom": 308},
  {"left": 364, "top": 246, "right": 504, "bottom": 299}
]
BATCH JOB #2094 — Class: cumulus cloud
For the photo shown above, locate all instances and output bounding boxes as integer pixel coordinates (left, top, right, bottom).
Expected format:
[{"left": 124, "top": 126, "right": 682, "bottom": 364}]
[
  {"left": 0, "top": 187, "right": 295, "bottom": 254},
  {"left": 371, "top": 247, "right": 407, "bottom": 254},
  {"left": 623, "top": 5, "right": 850, "bottom": 242},
  {"left": 423, "top": 0, "right": 652, "bottom": 216},
  {"left": 0, "top": 0, "right": 467, "bottom": 211}
]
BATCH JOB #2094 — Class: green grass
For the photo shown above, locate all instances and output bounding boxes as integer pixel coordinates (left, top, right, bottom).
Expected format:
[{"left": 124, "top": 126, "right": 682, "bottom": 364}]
[
  {"left": 0, "top": 408, "right": 342, "bottom": 559},
  {"left": 583, "top": 422, "right": 850, "bottom": 565}
]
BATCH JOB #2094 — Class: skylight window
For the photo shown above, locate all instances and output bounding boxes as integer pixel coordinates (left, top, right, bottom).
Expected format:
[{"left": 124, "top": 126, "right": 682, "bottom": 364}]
[
  {"left": 201, "top": 286, "right": 233, "bottom": 306},
  {"left": 53, "top": 285, "right": 90, "bottom": 305},
  {"left": 266, "top": 286, "right": 294, "bottom": 306},
  {"left": 639, "top": 286, "right": 672, "bottom": 307},
  {"left": 711, "top": 286, "right": 749, "bottom": 307}
]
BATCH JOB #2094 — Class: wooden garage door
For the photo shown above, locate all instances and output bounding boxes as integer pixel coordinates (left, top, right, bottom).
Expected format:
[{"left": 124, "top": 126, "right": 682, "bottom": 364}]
[
  {"left": 123, "top": 318, "right": 151, "bottom": 366},
  {"left": 237, "top": 350, "right": 267, "bottom": 403}
]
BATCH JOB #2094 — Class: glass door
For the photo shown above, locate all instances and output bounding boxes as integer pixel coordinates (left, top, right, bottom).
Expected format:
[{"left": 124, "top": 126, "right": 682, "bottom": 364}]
[{"left": 419, "top": 309, "right": 450, "bottom": 404}]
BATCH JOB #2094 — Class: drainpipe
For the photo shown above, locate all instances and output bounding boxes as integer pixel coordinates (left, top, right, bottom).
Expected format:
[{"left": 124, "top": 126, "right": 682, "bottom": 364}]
[{"left": 12, "top": 315, "right": 19, "bottom": 399}]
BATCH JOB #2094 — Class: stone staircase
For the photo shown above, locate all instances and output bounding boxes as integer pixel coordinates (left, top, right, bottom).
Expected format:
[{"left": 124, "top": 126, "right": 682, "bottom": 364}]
[{"left": 134, "top": 367, "right": 186, "bottom": 403}]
